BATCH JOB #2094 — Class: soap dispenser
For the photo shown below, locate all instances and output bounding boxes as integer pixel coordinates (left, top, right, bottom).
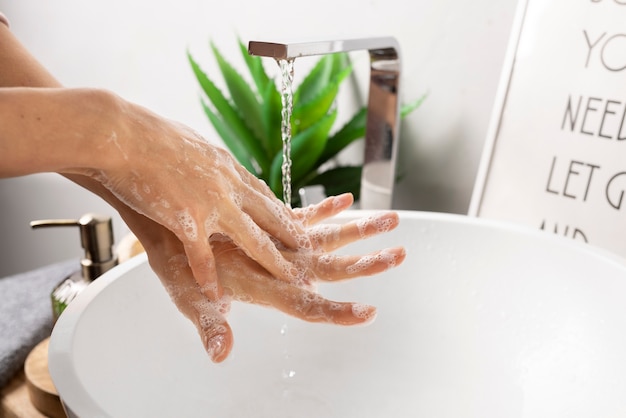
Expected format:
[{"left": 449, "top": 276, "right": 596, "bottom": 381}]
[{"left": 31, "top": 213, "right": 118, "bottom": 320}]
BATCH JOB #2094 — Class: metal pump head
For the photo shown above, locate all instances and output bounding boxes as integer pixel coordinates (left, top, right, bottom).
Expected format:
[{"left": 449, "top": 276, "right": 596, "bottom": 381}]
[{"left": 30, "top": 213, "right": 118, "bottom": 280}]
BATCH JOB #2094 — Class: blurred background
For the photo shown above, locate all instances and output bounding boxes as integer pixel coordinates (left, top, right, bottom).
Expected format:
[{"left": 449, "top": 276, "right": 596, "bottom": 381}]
[{"left": 0, "top": 0, "right": 518, "bottom": 275}]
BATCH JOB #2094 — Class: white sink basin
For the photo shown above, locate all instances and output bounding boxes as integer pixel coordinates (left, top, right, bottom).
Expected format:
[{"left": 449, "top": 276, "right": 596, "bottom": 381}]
[{"left": 49, "top": 211, "right": 626, "bottom": 417}]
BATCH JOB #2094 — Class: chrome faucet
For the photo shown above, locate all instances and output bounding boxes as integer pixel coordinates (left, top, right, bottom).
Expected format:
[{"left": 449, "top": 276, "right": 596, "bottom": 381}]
[{"left": 248, "top": 37, "right": 401, "bottom": 210}]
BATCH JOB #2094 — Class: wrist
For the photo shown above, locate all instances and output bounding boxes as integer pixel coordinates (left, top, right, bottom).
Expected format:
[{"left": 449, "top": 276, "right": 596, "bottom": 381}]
[{"left": 56, "top": 88, "right": 128, "bottom": 176}]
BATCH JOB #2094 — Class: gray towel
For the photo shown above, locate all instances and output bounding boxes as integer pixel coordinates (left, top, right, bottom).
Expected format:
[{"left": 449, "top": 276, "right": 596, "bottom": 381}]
[{"left": 0, "top": 259, "right": 78, "bottom": 388}]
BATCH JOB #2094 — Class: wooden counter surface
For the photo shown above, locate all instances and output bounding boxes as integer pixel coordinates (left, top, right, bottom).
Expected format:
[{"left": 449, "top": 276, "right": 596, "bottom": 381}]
[{"left": 1, "top": 371, "right": 49, "bottom": 418}]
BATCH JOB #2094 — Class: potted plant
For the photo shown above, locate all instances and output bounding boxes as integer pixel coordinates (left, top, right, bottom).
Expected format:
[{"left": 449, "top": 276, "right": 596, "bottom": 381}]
[{"left": 188, "top": 39, "right": 425, "bottom": 207}]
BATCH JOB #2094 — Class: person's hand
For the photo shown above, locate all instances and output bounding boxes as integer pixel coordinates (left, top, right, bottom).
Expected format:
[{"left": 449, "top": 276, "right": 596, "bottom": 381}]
[
  {"left": 116, "top": 193, "right": 405, "bottom": 362},
  {"left": 1, "top": 87, "right": 313, "bottom": 303},
  {"left": 81, "top": 91, "right": 315, "bottom": 301}
]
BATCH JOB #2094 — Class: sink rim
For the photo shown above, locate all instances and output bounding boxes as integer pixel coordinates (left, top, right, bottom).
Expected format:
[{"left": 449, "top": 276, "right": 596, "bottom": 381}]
[{"left": 48, "top": 210, "right": 626, "bottom": 416}]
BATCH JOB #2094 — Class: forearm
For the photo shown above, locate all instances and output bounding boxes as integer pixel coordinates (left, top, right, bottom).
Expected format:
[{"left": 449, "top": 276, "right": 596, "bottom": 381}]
[
  {"left": 0, "top": 87, "right": 123, "bottom": 177},
  {"left": 0, "top": 23, "right": 147, "bottom": 182},
  {"left": 0, "top": 15, "right": 110, "bottom": 178}
]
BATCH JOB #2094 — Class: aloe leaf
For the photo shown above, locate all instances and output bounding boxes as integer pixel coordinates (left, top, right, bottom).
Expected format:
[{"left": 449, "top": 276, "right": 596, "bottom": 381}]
[
  {"left": 238, "top": 38, "right": 272, "bottom": 95},
  {"left": 316, "top": 92, "right": 427, "bottom": 167},
  {"left": 210, "top": 42, "right": 270, "bottom": 154},
  {"left": 293, "top": 54, "right": 334, "bottom": 106},
  {"left": 238, "top": 38, "right": 283, "bottom": 156},
  {"left": 401, "top": 92, "right": 428, "bottom": 118},
  {"left": 330, "top": 52, "right": 351, "bottom": 76},
  {"left": 199, "top": 98, "right": 257, "bottom": 175},
  {"left": 188, "top": 50, "right": 270, "bottom": 174},
  {"left": 303, "top": 165, "right": 362, "bottom": 202},
  {"left": 315, "top": 106, "right": 367, "bottom": 168},
  {"left": 261, "top": 79, "right": 283, "bottom": 156},
  {"left": 269, "top": 109, "right": 337, "bottom": 196},
  {"left": 293, "top": 64, "right": 352, "bottom": 134}
]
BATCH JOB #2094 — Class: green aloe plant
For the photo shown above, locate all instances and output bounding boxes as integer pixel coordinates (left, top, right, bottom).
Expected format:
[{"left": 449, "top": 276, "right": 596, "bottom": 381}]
[{"left": 188, "top": 39, "right": 425, "bottom": 207}]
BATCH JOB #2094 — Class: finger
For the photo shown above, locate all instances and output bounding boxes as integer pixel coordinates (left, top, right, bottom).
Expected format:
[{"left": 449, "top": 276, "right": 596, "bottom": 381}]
[
  {"left": 213, "top": 242, "right": 376, "bottom": 325},
  {"left": 295, "top": 246, "right": 407, "bottom": 282},
  {"left": 277, "top": 287, "right": 377, "bottom": 326},
  {"left": 166, "top": 205, "right": 223, "bottom": 300},
  {"left": 294, "top": 193, "right": 354, "bottom": 226},
  {"left": 240, "top": 189, "right": 309, "bottom": 250},
  {"left": 222, "top": 212, "right": 303, "bottom": 284},
  {"left": 217, "top": 148, "right": 307, "bottom": 250},
  {"left": 224, "top": 273, "right": 377, "bottom": 326},
  {"left": 194, "top": 300, "right": 234, "bottom": 363},
  {"left": 157, "top": 254, "right": 234, "bottom": 363},
  {"left": 234, "top": 159, "right": 278, "bottom": 199},
  {"left": 183, "top": 239, "right": 222, "bottom": 300},
  {"left": 180, "top": 296, "right": 234, "bottom": 363},
  {"left": 307, "top": 211, "right": 400, "bottom": 252}
]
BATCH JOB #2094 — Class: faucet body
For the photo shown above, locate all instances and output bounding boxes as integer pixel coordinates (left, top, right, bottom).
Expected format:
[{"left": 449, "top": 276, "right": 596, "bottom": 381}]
[{"left": 248, "top": 37, "right": 401, "bottom": 210}]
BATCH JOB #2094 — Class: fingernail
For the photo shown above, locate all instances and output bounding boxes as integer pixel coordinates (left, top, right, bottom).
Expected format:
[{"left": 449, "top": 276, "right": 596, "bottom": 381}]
[
  {"left": 333, "top": 193, "right": 352, "bottom": 208},
  {"left": 351, "top": 303, "right": 377, "bottom": 323},
  {"left": 206, "top": 333, "right": 227, "bottom": 362}
]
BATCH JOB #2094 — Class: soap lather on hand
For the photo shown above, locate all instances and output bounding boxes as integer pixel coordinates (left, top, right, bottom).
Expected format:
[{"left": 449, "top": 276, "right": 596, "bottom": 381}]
[{"left": 121, "top": 193, "right": 406, "bottom": 362}]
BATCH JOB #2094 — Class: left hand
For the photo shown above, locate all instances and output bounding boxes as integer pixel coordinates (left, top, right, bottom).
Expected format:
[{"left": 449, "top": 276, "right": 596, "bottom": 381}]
[{"left": 121, "top": 194, "right": 405, "bottom": 362}]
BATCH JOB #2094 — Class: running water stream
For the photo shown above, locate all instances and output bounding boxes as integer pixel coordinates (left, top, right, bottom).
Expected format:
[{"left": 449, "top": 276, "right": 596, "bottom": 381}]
[
  {"left": 277, "top": 58, "right": 297, "bottom": 386},
  {"left": 278, "top": 58, "right": 295, "bottom": 208},
  {"left": 276, "top": 59, "right": 335, "bottom": 413}
]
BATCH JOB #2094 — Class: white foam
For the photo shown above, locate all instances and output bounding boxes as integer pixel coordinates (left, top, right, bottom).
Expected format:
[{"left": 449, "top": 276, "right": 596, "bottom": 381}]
[
  {"left": 175, "top": 208, "right": 198, "bottom": 241},
  {"left": 230, "top": 192, "right": 243, "bottom": 208},
  {"left": 309, "top": 224, "right": 341, "bottom": 247},
  {"left": 374, "top": 216, "right": 395, "bottom": 233},
  {"left": 355, "top": 213, "right": 395, "bottom": 238},
  {"left": 214, "top": 324, "right": 228, "bottom": 334},
  {"left": 236, "top": 293, "right": 253, "bottom": 303},
  {"left": 192, "top": 295, "right": 232, "bottom": 330},
  {"left": 129, "top": 182, "right": 143, "bottom": 202},
  {"left": 317, "top": 254, "right": 336, "bottom": 266},
  {"left": 106, "top": 131, "right": 128, "bottom": 161},
  {"left": 345, "top": 248, "right": 401, "bottom": 275},
  {"left": 351, "top": 303, "right": 374, "bottom": 320},
  {"left": 203, "top": 209, "right": 220, "bottom": 234},
  {"left": 346, "top": 255, "right": 376, "bottom": 275},
  {"left": 329, "top": 302, "right": 343, "bottom": 311},
  {"left": 198, "top": 313, "right": 220, "bottom": 329},
  {"left": 296, "top": 233, "right": 312, "bottom": 250}
]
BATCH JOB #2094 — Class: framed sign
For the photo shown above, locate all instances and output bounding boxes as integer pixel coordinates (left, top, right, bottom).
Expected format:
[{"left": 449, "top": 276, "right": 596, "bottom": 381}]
[{"left": 470, "top": 0, "right": 626, "bottom": 255}]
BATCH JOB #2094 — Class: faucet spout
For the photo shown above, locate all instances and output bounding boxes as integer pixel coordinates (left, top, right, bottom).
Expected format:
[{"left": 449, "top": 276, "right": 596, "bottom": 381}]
[{"left": 248, "top": 37, "right": 401, "bottom": 210}]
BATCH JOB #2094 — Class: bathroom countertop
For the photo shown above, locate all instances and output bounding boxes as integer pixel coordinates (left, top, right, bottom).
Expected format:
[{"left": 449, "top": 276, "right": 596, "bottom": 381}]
[{"left": 1, "top": 371, "right": 49, "bottom": 418}]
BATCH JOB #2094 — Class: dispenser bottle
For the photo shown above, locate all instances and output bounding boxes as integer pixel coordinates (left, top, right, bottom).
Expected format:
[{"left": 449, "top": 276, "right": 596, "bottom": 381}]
[{"left": 31, "top": 213, "right": 118, "bottom": 320}]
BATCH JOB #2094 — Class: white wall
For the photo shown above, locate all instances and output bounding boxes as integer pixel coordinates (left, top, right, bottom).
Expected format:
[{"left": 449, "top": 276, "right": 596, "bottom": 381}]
[{"left": 0, "top": 0, "right": 518, "bottom": 276}]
